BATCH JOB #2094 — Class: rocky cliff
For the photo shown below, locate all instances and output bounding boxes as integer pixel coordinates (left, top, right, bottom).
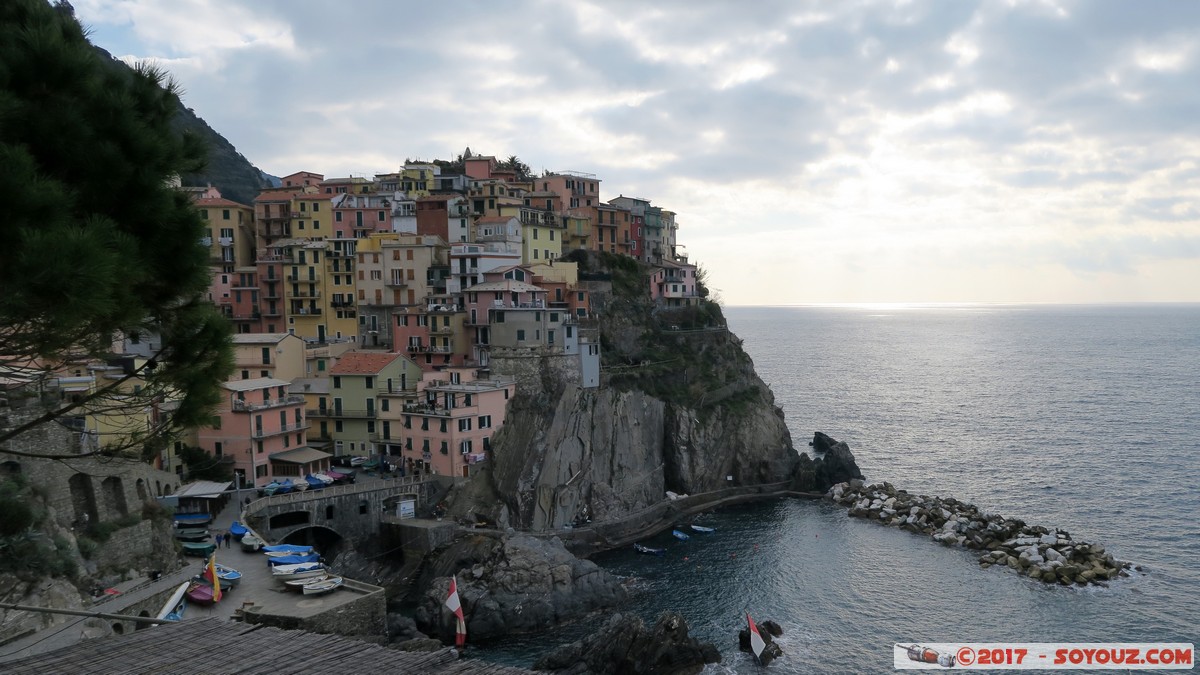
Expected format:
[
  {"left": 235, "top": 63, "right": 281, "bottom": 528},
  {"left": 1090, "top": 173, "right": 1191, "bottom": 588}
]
[{"left": 471, "top": 252, "right": 799, "bottom": 531}]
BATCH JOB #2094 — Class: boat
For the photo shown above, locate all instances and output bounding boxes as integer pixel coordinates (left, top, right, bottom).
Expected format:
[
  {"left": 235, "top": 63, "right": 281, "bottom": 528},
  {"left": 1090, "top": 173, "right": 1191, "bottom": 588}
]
[
  {"left": 304, "top": 474, "right": 326, "bottom": 490},
  {"left": 312, "top": 473, "right": 335, "bottom": 485},
  {"left": 633, "top": 543, "right": 665, "bottom": 556},
  {"left": 184, "top": 580, "right": 215, "bottom": 606},
  {"left": 326, "top": 470, "right": 354, "bottom": 485},
  {"left": 271, "top": 563, "right": 328, "bottom": 582},
  {"left": 229, "top": 521, "right": 248, "bottom": 540},
  {"left": 266, "top": 553, "right": 321, "bottom": 566},
  {"left": 261, "top": 481, "right": 282, "bottom": 496},
  {"left": 262, "top": 544, "right": 314, "bottom": 555},
  {"left": 672, "top": 529, "right": 690, "bottom": 541},
  {"left": 173, "top": 513, "right": 212, "bottom": 527},
  {"left": 292, "top": 478, "right": 308, "bottom": 492},
  {"left": 181, "top": 541, "right": 217, "bottom": 557},
  {"left": 277, "top": 478, "right": 294, "bottom": 494},
  {"left": 208, "top": 563, "right": 242, "bottom": 588},
  {"left": 689, "top": 525, "right": 716, "bottom": 533},
  {"left": 154, "top": 582, "right": 190, "bottom": 622},
  {"left": 241, "top": 534, "right": 264, "bottom": 552},
  {"left": 199, "top": 572, "right": 235, "bottom": 592},
  {"left": 173, "top": 528, "right": 210, "bottom": 542},
  {"left": 349, "top": 456, "right": 367, "bottom": 467},
  {"left": 284, "top": 573, "right": 329, "bottom": 591},
  {"left": 302, "top": 576, "right": 344, "bottom": 596}
]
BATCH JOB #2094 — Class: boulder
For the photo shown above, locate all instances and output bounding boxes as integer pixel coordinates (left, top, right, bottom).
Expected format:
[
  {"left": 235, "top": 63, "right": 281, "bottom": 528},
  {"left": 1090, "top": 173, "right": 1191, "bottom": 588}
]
[
  {"left": 415, "top": 534, "right": 627, "bottom": 642},
  {"left": 738, "top": 620, "right": 785, "bottom": 667},
  {"left": 534, "top": 611, "right": 720, "bottom": 674}
]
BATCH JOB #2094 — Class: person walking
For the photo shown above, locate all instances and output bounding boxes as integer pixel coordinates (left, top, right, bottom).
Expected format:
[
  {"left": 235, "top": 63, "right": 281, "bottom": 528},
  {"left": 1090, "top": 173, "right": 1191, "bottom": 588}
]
[
  {"left": 224, "top": 530, "right": 232, "bottom": 548},
  {"left": 215, "top": 532, "right": 224, "bottom": 548}
]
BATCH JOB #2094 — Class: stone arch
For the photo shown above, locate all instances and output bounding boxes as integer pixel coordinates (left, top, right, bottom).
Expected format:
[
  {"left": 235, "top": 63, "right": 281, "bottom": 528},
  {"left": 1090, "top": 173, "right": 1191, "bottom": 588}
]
[
  {"left": 68, "top": 473, "right": 98, "bottom": 529},
  {"left": 0, "top": 460, "right": 21, "bottom": 478},
  {"left": 163, "top": 484, "right": 173, "bottom": 496},
  {"left": 155, "top": 480, "right": 162, "bottom": 497},
  {"left": 279, "top": 524, "right": 344, "bottom": 555},
  {"left": 100, "top": 476, "right": 128, "bottom": 518},
  {"left": 269, "top": 510, "right": 311, "bottom": 530},
  {"left": 135, "top": 479, "right": 148, "bottom": 503},
  {"left": 111, "top": 623, "right": 124, "bottom": 635}
]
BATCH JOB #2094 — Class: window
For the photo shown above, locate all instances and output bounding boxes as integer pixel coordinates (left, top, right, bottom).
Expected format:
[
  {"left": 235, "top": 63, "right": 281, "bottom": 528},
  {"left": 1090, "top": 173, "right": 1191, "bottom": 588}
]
[
  {"left": 378, "top": 211, "right": 385, "bottom": 221},
  {"left": 336, "top": 211, "right": 342, "bottom": 222},
  {"left": 223, "top": 209, "right": 231, "bottom": 220},
  {"left": 516, "top": 329, "right": 525, "bottom": 341},
  {"left": 333, "top": 376, "right": 341, "bottom": 389},
  {"left": 479, "top": 415, "right": 492, "bottom": 428},
  {"left": 335, "top": 420, "right": 344, "bottom": 432}
]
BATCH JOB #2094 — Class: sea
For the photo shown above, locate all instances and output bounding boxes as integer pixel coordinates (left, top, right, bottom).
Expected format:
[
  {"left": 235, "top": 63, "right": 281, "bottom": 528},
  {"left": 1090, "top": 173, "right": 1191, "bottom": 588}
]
[{"left": 475, "top": 304, "right": 1200, "bottom": 673}]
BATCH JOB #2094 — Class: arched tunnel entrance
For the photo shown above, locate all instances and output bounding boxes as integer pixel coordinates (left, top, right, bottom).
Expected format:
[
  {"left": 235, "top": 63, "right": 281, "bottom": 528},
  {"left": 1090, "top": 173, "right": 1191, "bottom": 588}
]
[{"left": 280, "top": 525, "right": 344, "bottom": 559}]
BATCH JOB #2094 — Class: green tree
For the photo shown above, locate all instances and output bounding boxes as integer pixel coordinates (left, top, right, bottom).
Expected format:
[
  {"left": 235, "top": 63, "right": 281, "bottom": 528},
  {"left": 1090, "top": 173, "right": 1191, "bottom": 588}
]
[
  {"left": 499, "top": 155, "right": 533, "bottom": 181},
  {"left": 176, "top": 444, "right": 233, "bottom": 483},
  {"left": 0, "top": 0, "right": 233, "bottom": 458}
]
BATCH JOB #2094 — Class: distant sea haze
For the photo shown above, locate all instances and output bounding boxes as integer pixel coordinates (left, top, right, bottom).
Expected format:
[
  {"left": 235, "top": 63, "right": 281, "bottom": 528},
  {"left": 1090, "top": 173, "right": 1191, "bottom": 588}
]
[{"left": 477, "top": 304, "right": 1200, "bottom": 673}]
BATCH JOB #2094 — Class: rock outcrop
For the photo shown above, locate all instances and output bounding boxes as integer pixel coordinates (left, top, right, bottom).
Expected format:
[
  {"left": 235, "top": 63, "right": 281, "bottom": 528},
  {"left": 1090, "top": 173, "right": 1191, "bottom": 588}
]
[
  {"left": 829, "top": 481, "right": 1131, "bottom": 586},
  {"left": 414, "top": 534, "right": 627, "bottom": 641},
  {"left": 737, "top": 619, "right": 785, "bottom": 666},
  {"left": 793, "top": 432, "right": 865, "bottom": 493},
  {"left": 534, "top": 611, "right": 721, "bottom": 675}
]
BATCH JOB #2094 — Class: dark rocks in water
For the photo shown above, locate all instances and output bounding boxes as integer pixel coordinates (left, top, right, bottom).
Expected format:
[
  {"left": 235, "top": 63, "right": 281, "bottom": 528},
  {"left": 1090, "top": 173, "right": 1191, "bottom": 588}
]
[
  {"left": 738, "top": 619, "right": 784, "bottom": 666},
  {"left": 534, "top": 611, "right": 720, "bottom": 675},
  {"left": 415, "top": 534, "right": 628, "bottom": 642},
  {"left": 794, "top": 432, "right": 865, "bottom": 493},
  {"left": 386, "top": 613, "right": 426, "bottom": 642}
]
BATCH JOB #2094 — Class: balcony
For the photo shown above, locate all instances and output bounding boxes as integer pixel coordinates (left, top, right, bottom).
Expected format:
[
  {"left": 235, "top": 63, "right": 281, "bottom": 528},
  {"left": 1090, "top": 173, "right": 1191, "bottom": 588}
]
[
  {"left": 261, "top": 307, "right": 283, "bottom": 317},
  {"left": 219, "top": 237, "right": 234, "bottom": 247},
  {"left": 307, "top": 408, "right": 376, "bottom": 419},
  {"left": 231, "top": 310, "right": 261, "bottom": 321},
  {"left": 385, "top": 278, "right": 407, "bottom": 288},
  {"left": 291, "top": 288, "right": 322, "bottom": 299},
  {"left": 232, "top": 395, "right": 304, "bottom": 412},
  {"left": 250, "top": 422, "right": 309, "bottom": 439},
  {"left": 294, "top": 307, "right": 323, "bottom": 316},
  {"left": 407, "top": 344, "right": 452, "bottom": 354},
  {"left": 287, "top": 273, "right": 321, "bottom": 283},
  {"left": 330, "top": 298, "right": 355, "bottom": 308},
  {"left": 430, "top": 325, "right": 454, "bottom": 336}
]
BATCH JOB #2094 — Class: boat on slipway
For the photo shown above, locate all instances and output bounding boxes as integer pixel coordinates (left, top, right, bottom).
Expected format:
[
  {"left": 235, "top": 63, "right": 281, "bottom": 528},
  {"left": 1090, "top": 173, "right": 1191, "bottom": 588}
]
[
  {"left": 302, "top": 576, "right": 344, "bottom": 596},
  {"left": 266, "top": 553, "right": 321, "bottom": 566},
  {"left": 184, "top": 580, "right": 216, "bottom": 606},
  {"left": 271, "top": 563, "right": 328, "bottom": 582},
  {"left": 240, "top": 534, "right": 264, "bottom": 552},
  {"left": 173, "top": 513, "right": 212, "bottom": 527},
  {"left": 262, "top": 544, "right": 314, "bottom": 555},
  {"left": 154, "top": 582, "right": 190, "bottom": 622},
  {"left": 173, "top": 528, "right": 210, "bottom": 542},
  {"left": 181, "top": 541, "right": 216, "bottom": 557},
  {"left": 228, "top": 521, "right": 248, "bottom": 540}
]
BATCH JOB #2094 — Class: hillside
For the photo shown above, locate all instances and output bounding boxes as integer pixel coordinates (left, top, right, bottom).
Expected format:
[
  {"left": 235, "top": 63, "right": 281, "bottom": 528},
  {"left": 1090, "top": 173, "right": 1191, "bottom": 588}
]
[{"left": 91, "top": 46, "right": 273, "bottom": 205}]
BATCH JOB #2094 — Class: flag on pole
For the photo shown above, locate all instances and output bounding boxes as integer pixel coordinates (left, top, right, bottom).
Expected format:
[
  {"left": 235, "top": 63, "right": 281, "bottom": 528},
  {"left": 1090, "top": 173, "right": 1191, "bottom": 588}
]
[
  {"left": 746, "top": 612, "right": 765, "bottom": 662},
  {"left": 208, "top": 554, "right": 222, "bottom": 603},
  {"left": 444, "top": 576, "right": 466, "bottom": 648}
]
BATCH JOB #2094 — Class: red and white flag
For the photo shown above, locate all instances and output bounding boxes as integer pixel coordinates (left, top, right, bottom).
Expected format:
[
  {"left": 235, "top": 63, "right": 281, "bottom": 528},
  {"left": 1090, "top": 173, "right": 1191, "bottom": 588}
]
[
  {"left": 747, "top": 612, "right": 766, "bottom": 662},
  {"left": 445, "top": 576, "right": 466, "bottom": 648}
]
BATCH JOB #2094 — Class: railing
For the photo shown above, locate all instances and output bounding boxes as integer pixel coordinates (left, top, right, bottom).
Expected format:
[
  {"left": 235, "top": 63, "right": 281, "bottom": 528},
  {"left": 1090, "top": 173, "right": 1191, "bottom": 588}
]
[
  {"left": 407, "top": 345, "right": 452, "bottom": 353},
  {"left": 244, "top": 474, "right": 430, "bottom": 520},
  {"left": 291, "top": 289, "right": 322, "bottom": 299},
  {"left": 307, "top": 408, "right": 375, "bottom": 419},
  {"left": 287, "top": 274, "right": 321, "bottom": 282},
  {"left": 294, "top": 308, "right": 323, "bottom": 316},
  {"left": 232, "top": 395, "right": 304, "bottom": 412}
]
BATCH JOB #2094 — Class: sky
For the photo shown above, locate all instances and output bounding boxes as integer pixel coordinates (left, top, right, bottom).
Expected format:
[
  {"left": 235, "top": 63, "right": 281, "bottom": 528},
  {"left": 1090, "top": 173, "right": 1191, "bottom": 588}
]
[{"left": 71, "top": 0, "right": 1200, "bottom": 305}]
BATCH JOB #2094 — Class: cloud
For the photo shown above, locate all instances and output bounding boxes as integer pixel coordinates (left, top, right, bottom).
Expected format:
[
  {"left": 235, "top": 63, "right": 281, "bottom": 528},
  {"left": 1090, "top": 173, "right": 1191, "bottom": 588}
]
[{"left": 70, "top": 0, "right": 1200, "bottom": 303}]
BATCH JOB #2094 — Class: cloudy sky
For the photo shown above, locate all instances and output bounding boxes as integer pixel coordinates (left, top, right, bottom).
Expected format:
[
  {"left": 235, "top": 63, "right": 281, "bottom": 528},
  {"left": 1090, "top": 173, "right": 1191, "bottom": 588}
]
[{"left": 74, "top": 0, "right": 1200, "bottom": 305}]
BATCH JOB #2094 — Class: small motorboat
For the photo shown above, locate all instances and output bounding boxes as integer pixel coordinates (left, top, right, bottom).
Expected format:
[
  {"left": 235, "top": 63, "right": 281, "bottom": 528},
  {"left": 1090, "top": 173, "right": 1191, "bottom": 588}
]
[
  {"left": 266, "top": 553, "right": 321, "bottom": 566},
  {"left": 229, "top": 521, "right": 248, "bottom": 540},
  {"left": 181, "top": 541, "right": 217, "bottom": 557},
  {"left": 633, "top": 543, "right": 665, "bottom": 556},
  {"left": 284, "top": 573, "right": 329, "bottom": 591},
  {"left": 173, "top": 513, "right": 213, "bottom": 527},
  {"left": 241, "top": 534, "right": 264, "bottom": 552},
  {"left": 672, "top": 529, "right": 690, "bottom": 541},
  {"left": 211, "top": 563, "right": 242, "bottom": 588},
  {"left": 174, "top": 528, "right": 210, "bottom": 542},
  {"left": 311, "top": 473, "right": 335, "bottom": 485},
  {"left": 349, "top": 456, "right": 367, "bottom": 467},
  {"left": 271, "top": 563, "right": 327, "bottom": 582},
  {"left": 302, "top": 576, "right": 344, "bottom": 596},
  {"left": 261, "top": 481, "right": 282, "bottom": 496},
  {"left": 155, "top": 582, "right": 190, "bottom": 622},
  {"left": 689, "top": 525, "right": 716, "bottom": 533},
  {"left": 276, "top": 479, "right": 294, "bottom": 494},
  {"left": 326, "top": 470, "right": 354, "bottom": 485},
  {"left": 304, "top": 474, "right": 326, "bottom": 490},
  {"left": 292, "top": 478, "right": 308, "bottom": 492},
  {"left": 185, "top": 580, "right": 215, "bottom": 606},
  {"left": 262, "top": 544, "right": 314, "bottom": 555}
]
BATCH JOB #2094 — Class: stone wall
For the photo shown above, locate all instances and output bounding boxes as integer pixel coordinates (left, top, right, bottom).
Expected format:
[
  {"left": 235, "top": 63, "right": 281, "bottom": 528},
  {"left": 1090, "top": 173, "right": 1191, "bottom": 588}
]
[{"left": 244, "top": 579, "right": 387, "bottom": 638}]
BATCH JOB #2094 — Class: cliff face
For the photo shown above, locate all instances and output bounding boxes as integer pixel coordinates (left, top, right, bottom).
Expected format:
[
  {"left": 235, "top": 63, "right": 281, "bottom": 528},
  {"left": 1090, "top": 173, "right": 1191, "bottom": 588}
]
[{"left": 477, "top": 253, "right": 798, "bottom": 531}]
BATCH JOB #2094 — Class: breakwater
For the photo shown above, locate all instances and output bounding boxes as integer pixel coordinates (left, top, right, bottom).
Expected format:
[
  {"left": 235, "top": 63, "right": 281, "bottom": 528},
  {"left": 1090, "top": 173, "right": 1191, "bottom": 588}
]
[{"left": 829, "top": 480, "right": 1132, "bottom": 586}]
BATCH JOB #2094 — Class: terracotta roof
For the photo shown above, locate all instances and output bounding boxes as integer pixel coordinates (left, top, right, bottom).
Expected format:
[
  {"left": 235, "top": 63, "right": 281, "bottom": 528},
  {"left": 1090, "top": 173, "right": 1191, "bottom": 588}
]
[
  {"left": 330, "top": 351, "right": 405, "bottom": 375},
  {"left": 0, "top": 617, "right": 533, "bottom": 674},
  {"left": 195, "top": 197, "right": 251, "bottom": 209},
  {"left": 294, "top": 193, "right": 336, "bottom": 201}
]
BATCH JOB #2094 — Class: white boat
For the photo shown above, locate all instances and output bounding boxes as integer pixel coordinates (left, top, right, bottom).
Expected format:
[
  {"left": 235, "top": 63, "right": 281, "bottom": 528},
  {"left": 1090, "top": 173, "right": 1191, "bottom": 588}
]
[
  {"left": 302, "top": 576, "right": 344, "bottom": 595},
  {"left": 154, "top": 582, "right": 190, "bottom": 622},
  {"left": 240, "top": 534, "right": 264, "bottom": 552},
  {"left": 284, "top": 573, "right": 329, "bottom": 591},
  {"left": 271, "top": 563, "right": 328, "bottom": 581},
  {"left": 312, "top": 473, "right": 335, "bottom": 485},
  {"left": 690, "top": 524, "right": 715, "bottom": 533}
]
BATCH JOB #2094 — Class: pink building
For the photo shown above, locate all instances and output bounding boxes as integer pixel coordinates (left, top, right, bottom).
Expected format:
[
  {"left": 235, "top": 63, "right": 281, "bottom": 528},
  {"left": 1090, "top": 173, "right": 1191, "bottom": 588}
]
[
  {"left": 399, "top": 368, "right": 515, "bottom": 478},
  {"left": 650, "top": 259, "right": 700, "bottom": 307},
  {"left": 197, "top": 378, "right": 315, "bottom": 488}
]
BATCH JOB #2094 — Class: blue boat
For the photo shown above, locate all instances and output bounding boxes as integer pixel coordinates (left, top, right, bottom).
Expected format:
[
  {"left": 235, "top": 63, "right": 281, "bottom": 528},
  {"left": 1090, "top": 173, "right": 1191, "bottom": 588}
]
[
  {"left": 262, "top": 544, "right": 314, "bottom": 554},
  {"left": 173, "top": 513, "right": 212, "bottom": 526},
  {"left": 304, "top": 474, "right": 326, "bottom": 490},
  {"left": 266, "top": 553, "right": 321, "bottom": 566},
  {"left": 229, "top": 521, "right": 248, "bottom": 540},
  {"left": 672, "top": 529, "right": 690, "bottom": 541},
  {"left": 262, "top": 481, "right": 282, "bottom": 496},
  {"left": 276, "top": 479, "right": 294, "bottom": 494}
]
